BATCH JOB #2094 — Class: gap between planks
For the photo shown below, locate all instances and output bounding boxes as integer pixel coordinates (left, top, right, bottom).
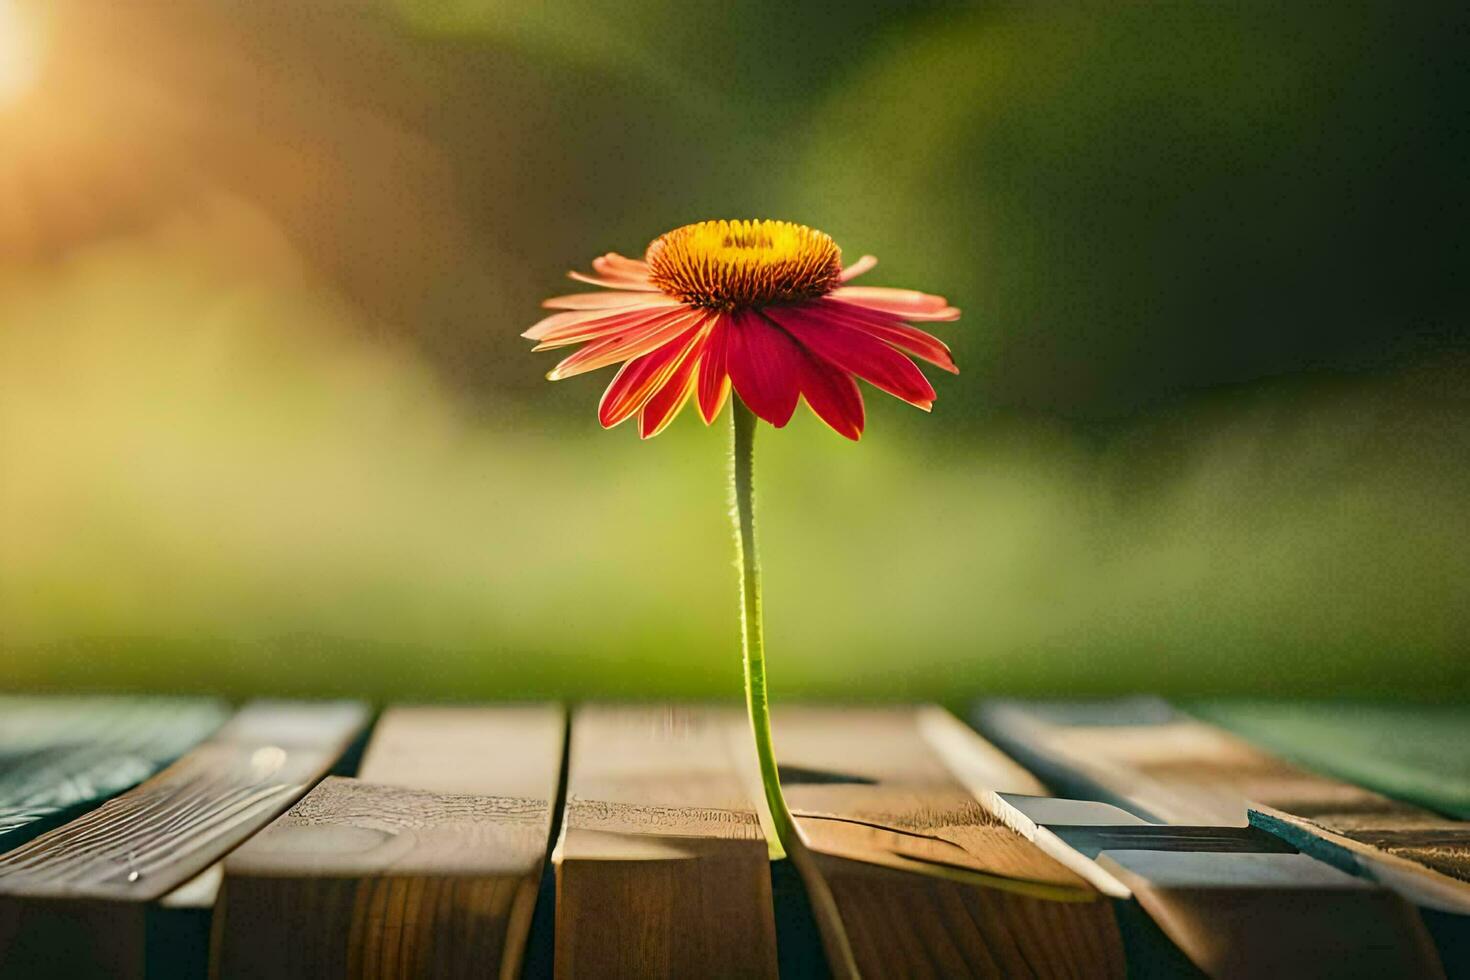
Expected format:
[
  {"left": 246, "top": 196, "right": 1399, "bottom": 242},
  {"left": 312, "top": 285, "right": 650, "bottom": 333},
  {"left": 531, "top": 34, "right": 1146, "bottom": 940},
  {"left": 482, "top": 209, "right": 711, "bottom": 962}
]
[{"left": 213, "top": 704, "right": 565, "bottom": 980}]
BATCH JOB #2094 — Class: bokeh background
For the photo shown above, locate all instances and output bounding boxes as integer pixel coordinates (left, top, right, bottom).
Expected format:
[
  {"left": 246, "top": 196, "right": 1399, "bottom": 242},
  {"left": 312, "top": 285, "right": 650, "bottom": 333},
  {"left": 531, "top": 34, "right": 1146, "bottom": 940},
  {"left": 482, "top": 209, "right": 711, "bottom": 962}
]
[{"left": 2, "top": 1, "right": 1467, "bottom": 706}]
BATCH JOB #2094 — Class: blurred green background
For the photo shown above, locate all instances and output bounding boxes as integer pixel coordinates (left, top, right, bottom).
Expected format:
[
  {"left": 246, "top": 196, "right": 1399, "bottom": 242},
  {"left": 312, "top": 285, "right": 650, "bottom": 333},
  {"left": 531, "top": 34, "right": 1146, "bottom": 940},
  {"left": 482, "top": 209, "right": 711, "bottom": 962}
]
[{"left": 1, "top": 1, "right": 1467, "bottom": 706}]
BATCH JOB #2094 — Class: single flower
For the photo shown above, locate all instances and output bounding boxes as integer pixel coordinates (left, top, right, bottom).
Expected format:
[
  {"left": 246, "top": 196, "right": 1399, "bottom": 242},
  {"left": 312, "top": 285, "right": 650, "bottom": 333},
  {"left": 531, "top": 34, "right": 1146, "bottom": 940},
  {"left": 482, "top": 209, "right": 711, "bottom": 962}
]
[
  {"left": 525, "top": 219, "right": 959, "bottom": 873},
  {"left": 523, "top": 219, "right": 960, "bottom": 439}
]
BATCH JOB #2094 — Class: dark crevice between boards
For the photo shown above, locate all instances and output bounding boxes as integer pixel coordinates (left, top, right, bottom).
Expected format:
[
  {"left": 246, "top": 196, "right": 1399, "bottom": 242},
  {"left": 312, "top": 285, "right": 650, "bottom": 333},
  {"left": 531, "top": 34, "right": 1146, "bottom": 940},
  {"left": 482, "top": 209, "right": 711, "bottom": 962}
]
[
  {"left": 520, "top": 705, "right": 572, "bottom": 980},
  {"left": 521, "top": 706, "right": 832, "bottom": 978},
  {"left": 146, "top": 703, "right": 381, "bottom": 980},
  {"left": 1053, "top": 824, "right": 1295, "bottom": 860},
  {"left": 326, "top": 708, "right": 380, "bottom": 779},
  {"left": 771, "top": 857, "right": 831, "bottom": 979},
  {"left": 778, "top": 765, "right": 876, "bottom": 786},
  {"left": 1250, "top": 808, "right": 1470, "bottom": 977},
  {"left": 148, "top": 902, "right": 211, "bottom": 980},
  {"left": 1420, "top": 910, "right": 1470, "bottom": 979},
  {"left": 1110, "top": 897, "right": 1207, "bottom": 980}
]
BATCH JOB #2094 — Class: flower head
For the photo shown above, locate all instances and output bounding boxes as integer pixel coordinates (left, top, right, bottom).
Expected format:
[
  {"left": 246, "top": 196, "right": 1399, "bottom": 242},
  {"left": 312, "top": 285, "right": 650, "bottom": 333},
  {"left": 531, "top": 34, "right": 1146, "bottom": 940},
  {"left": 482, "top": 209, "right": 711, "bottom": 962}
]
[{"left": 524, "top": 219, "right": 959, "bottom": 440}]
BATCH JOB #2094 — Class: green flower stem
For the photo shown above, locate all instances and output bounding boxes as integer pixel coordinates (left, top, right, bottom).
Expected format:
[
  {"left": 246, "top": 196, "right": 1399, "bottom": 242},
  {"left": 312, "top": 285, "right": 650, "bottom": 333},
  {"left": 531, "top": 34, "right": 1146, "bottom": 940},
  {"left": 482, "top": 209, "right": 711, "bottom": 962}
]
[{"left": 731, "top": 399, "right": 797, "bottom": 860}]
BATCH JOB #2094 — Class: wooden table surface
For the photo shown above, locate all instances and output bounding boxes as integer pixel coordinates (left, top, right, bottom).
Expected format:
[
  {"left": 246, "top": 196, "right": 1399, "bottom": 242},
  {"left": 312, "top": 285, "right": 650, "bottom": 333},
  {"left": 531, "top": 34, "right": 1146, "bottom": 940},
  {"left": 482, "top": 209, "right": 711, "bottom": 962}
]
[{"left": 0, "top": 695, "right": 1465, "bottom": 979}]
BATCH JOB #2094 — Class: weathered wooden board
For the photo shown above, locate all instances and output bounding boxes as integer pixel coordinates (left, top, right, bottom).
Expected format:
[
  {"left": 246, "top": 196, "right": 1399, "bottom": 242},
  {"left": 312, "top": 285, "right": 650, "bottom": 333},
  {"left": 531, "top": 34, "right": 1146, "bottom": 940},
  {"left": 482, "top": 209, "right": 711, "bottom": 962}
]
[
  {"left": 975, "top": 697, "right": 1460, "bottom": 830},
  {"left": 1195, "top": 700, "right": 1470, "bottom": 820},
  {"left": 0, "top": 700, "right": 367, "bottom": 980},
  {"left": 771, "top": 705, "right": 1127, "bottom": 979},
  {"left": 553, "top": 704, "right": 778, "bottom": 979},
  {"left": 214, "top": 704, "right": 565, "bottom": 980},
  {"left": 976, "top": 699, "right": 1461, "bottom": 974},
  {"left": 0, "top": 696, "right": 228, "bottom": 850},
  {"left": 1250, "top": 803, "right": 1470, "bottom": 905},
  {"left": 1000, "top": 793, "right": 1443, "bottom": 977},
  {"left": 975, "top": 699, "right": 1470, "bottom": 897}
]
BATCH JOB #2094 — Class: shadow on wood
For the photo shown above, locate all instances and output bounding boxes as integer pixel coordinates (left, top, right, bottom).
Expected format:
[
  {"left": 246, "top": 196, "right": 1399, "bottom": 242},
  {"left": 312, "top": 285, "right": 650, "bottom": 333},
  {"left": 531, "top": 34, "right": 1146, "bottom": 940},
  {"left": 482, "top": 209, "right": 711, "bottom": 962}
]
[
  {"left": 772, "top": 706, "right": 1128, "bottom": 979},
  {"left": 214, "top": 705, "right": 564, "bottom": 980},
  {"left": 553, "top": 705, "right": 778, "bottom": 979},
  {"left": 976, "top": 698, "right": 1452, "bottom": 978},
  {"left": 0, "top": 700, "right": 367, "bottom": 980}
]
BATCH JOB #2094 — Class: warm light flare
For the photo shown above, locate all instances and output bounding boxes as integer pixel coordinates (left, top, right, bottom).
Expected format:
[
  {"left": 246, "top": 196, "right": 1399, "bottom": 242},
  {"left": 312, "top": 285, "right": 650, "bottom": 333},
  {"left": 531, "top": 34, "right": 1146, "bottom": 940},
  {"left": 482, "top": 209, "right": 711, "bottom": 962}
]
[{"left": 0, "top": 0, "right": 44, "bottom": 109}]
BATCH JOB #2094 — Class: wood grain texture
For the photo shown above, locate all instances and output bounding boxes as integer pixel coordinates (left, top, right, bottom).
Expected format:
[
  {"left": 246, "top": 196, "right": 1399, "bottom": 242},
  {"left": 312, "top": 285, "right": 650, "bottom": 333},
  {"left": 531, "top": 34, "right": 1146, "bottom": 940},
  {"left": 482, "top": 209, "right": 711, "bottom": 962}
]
[
  {"left": 1098, "top": 850, "right": 1443, "bottom": 979},
  {"left": 214, "top": 704, "right": 564, "bottom": 980},
  {"left": 1251, "top": 803, "right": 1470, "bottom": 913},
  {"left": 976, "top": 699, "right": 1455, "bottom": 974},
  {"left": 0, "top": 700, "right": 367, "bottom": 980},
  {"left": 975, "top": 697, "right": 1434, "bottom": 827},
  {"left": 553, "top": 704, "right": 778, "bottom": 979},
  {"left": 0, "top": 696, "right": 228, "bottom": 850},
  {"left": 1195, "top": 700, "right": 1470, "bottom": 820},
  {"left": 771, "top": 705, "right": 1126, "bottom": 979},
  {"left": 976, "top": 699, "right": 1470, "bottom": 903}
]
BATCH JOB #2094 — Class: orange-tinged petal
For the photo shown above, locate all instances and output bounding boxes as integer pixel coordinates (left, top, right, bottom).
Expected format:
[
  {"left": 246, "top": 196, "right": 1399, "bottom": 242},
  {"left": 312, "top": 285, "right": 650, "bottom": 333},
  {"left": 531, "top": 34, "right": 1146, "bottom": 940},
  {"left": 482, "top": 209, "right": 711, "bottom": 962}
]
[
  {"left": 828, "top": 290, "right": 959, "bottom": 321},
  {"left": 598, "top": 324, "right": 705, "bottom": 428},
  {"left": 568, "top": 270, "right": 659, "bottom": 291},
  {"left": 638, "top": 329, "right": 708, "bottom": 439},
  {"left": 797, "top": 350, "right": 864, "bottom": 440},
  {"left": 764, "top": 305, "right": 935, "bottom": 410},
  {"left": 831, "top": 285, "right": 948, "bottom": 312},
  {"left": 815, "top": 299, "right": 958, "bottom": 374},
  {"left": 543, "top": 291, "right": 673, "bottom": 311},
  {"left": 593, "top": 252, "right": 653, "bottom": 281},
  {"left": 548, "top": 308, "right": 704, "bottom": 380},
  {"left": 840, "top": 255, "right": 877, "bottom": 282},
  {"left": 696, "top": 314, "right": 732, "bottom": 424},
  {"left": 529, "top": 304, "right": 687, "bottom": 351},
  {"left": 525, "top": 228, "right": 957, "bottom": 438},
  {"left": 727, "top": 309, "right": 801, "bottom": 427},
  {"left": 522, "top": 299, "right": 680, "bottom": 342}
]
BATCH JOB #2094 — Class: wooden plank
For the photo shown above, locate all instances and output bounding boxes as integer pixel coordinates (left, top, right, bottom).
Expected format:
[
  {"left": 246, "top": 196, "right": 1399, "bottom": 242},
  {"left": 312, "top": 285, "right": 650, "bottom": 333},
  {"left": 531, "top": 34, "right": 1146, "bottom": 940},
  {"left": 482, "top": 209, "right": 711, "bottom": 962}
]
[
  {"left": 1195, "top": 700, "right": 1470, "bottom": 820},
  {"left": 998, "top": 794, "right": 1443, "bottom": 977},
  {"left": 974, "top": 696, "right": 1460, "bottom": 830},
  {"left": 1098, "top": 850, "right": 1442, "bottom": 978},
  {"left": 976, "top": 696, "right": 1336, "bottom": 825},
  {"left": 976, "top": 699, "right": 1461, "bottom": 973},
  {"left": 1248, "top": 804, "right": 1470, "bottom": 974},
  {"left": 0, "top": 700, "right": 367, "bottom": 980},
  {"left": 0, "top": 696, "right": 228, "bottom": 850},
  {"left": 1251, "top": 804, "right": 1470, "bottom": 905},
  {"left": 770, "top": 705, "right": 1127, "bottom": 979},
  {"left": 974, "top": 698, "right": 1470, "bottom": 900},
  {"left": 214, "top": 704, "right": 565, "bottom": 980},
  {"left": 552, "top": 704, "right": 778, "bottom": 979}
]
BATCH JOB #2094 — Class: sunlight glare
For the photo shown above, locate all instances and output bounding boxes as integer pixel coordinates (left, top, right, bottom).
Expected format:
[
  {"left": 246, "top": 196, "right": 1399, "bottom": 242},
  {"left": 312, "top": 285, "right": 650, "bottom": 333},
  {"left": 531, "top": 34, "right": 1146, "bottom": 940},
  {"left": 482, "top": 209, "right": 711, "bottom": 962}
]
[{"left": 0, "top": 0, "right": 43, "bottom": 109}]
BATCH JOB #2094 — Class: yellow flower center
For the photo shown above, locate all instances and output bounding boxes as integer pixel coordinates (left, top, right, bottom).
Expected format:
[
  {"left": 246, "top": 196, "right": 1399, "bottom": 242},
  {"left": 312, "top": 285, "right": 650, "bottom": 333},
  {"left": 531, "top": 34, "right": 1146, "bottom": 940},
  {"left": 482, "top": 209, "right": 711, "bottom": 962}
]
[{"left": 645, "top": 219, "right": 843, "bottom": 311}]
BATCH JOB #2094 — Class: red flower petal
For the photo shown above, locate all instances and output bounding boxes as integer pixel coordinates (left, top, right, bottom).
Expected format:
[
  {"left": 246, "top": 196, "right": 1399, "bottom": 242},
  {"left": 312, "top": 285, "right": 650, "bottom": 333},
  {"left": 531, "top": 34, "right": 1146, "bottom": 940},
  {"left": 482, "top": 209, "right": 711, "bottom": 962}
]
[
  {"left": 598, "top": 324, "right": 705, "bottom": 428},
  {"left": 548, "top": 308, "right": 704, "bottom": 380},
  {"left": 827, "top": 289, "right": 959, "bottom": 321},
  {"left": 840, "top": 255, "right": 877, "bottom": 282},
  {"left": 814, "top": 299, "right": 958, "bottom": 374},
  {"left": 638, "top": 328, "right": 709, "bottom": 439},
  {"left": 697, "top": 314, "right": 732, "bottom": 424},
  {"left": 797, "top": 350, "right": 864, "bottom": 440},
  {"left": 764, "top": 305, "right": 936, "bottom": 410},
  {"left": 532, "top": 307, "right": 688, "bottom": 357},
  {"left": 522, "top": 300, "right": 680, "bottom": 343},
  {"left": 727, "top": 309, "right": 801, "bottom": 427}
]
